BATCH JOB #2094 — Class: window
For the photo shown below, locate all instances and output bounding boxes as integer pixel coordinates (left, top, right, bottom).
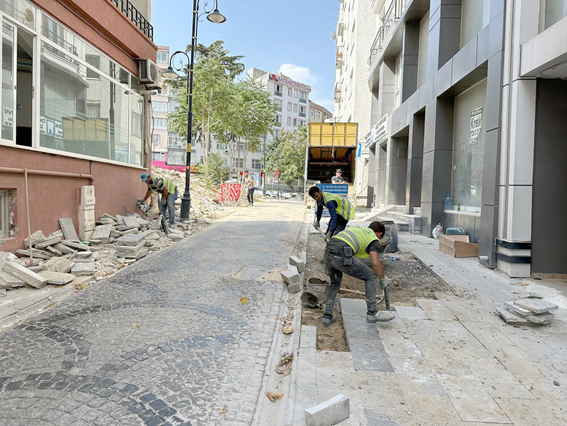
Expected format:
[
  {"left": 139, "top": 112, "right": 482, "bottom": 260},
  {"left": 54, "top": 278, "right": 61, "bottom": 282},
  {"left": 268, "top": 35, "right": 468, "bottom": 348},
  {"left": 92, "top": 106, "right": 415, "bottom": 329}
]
[
  {"left": 152, "top": 102, "right": 168, "bottom": 113},
  {"left": 152, "top": 152, "right": 166, "bottom": 161},
  {"left": 293, "top": 118, "right": 297, "bottom": 126},
  {"left": 275, "top": 115, "right": 281, "bottom": 125},
  {"left": 288, "top": 88, "right": 293, "bottom": 96},
  {"left": 317, "top": 111, "right": 321, "bottom": 118},
  {"left": 232, "top": 158, "right": 244, "bottom": 168},
  {"left": 310, "top": 110, "right": 315, "bottom": 118},
  {"left": 151, "top": 134, "right": 160, "bottom": 147},
  {"left": 153, "top": 118, "right": 168, "bottom": 129},
  {"left": 287, "top": 102, "right": 292, "bottom": 111},
  {"left": 287, "top": 117, "right": 291, "bottom": 126},
  {"left": 275, "top": 84, "right": 282, "bottom": 96},
  {"left": 168, "top": 135, "right": 184, "bottom": 149},
  {"left": 300, "top": 92, "right": 307, "bottom": 103},
  {"left": 0, "top": 190, "right": 9, "bottom": 239},
  {"left": 87, "top": 101, "right": 101, "bottom": 118},
  {"left": 299, "top": 120, "right": 305, "bottom": 126},
  {"left": 157, "top": 51, "right": 168, "bottom": 64},
  {"left": 85, "top": 55, "right": 100, "bottom": 79},
  {"left": 274, "top": 129, "right": 280, "bottom": 138},
  {"left": 293, "top": 104, "right": 297, "bottom": 112},
  {"left": 252, "top": 159, "right": 262, "bottom": 170},
  {"left": 294, "top": 89, "right": 298, "bottom": 97}
]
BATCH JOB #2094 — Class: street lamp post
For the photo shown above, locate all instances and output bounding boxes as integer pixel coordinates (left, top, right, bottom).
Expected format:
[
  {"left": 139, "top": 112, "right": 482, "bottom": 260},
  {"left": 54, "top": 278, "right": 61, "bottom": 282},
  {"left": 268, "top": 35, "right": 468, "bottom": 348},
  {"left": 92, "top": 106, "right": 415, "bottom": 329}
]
[{"left": 162, "top": 0, "right": 226, "bottom": 221}]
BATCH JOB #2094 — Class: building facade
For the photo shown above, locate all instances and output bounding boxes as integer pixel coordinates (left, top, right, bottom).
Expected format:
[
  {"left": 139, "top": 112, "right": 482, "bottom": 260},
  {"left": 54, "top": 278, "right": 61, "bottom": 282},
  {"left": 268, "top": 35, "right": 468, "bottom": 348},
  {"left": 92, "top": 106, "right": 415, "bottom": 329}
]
[
  {"left": 353, "top": 0, "right": 567, "bottom": 278},
  {"left": 0, "top": 0, "right": 157, "bottom": 250},
  {"left": 309, "top": 101, "right": 332, "bottom": 123}
]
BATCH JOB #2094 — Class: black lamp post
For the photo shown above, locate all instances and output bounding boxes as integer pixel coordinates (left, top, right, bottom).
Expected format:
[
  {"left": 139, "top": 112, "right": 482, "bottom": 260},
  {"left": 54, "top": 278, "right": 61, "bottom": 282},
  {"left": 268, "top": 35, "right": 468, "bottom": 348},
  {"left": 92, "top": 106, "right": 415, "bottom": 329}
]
[{"left": 162, "top": 0, "right": 226, "bottom": 221}]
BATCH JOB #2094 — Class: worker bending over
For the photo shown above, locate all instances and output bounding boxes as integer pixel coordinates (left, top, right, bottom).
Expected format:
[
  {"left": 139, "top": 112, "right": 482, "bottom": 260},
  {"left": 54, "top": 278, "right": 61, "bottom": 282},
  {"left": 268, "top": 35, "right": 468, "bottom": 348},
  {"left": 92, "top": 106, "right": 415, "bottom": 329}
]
[
  {"left": 322, "top": 221, "right": 395, "bottom": 326},
  {"left": 309, "top": 185, "right": 355, "bottom": 241},
  {"left": 139, "top": 173, "right": 178, "bottom": 226}
]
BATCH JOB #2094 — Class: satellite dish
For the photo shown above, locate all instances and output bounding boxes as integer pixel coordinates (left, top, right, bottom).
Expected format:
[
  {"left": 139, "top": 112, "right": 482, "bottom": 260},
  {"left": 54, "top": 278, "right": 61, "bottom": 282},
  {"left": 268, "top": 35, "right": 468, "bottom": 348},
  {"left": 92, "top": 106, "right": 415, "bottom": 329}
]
[{"left": 330, "top": 31, "right": 336, "bottom": 40}]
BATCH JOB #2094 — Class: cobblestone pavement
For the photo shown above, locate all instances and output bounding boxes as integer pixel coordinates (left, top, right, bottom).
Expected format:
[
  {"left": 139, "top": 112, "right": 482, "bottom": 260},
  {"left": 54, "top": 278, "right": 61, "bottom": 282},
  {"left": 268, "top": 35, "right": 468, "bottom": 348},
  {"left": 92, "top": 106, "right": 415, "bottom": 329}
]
[{"left": 0, "top": 200, "right": 306, "bottom": 426}]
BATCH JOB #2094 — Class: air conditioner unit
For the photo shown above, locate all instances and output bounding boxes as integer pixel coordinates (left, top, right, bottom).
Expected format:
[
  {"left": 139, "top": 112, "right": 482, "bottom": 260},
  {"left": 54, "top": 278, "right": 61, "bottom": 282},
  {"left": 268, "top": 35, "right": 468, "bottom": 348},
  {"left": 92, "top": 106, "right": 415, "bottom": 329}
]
[{"left": 138, "top": 58, "right": 162, "bottom": 90}]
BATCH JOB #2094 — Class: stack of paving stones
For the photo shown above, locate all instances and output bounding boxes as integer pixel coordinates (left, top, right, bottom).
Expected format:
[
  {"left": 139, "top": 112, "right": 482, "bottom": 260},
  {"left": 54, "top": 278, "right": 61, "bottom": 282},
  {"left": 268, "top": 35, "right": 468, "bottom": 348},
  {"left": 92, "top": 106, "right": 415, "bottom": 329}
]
[
  {"left": 280, "top": 253, "right": 306, "bottom": 293},
  {"left": 497, "top": 294, "right": 559, "bottom": 325},
  {"left": 0, "top": 213, "right": 188, "bottom": 295}
]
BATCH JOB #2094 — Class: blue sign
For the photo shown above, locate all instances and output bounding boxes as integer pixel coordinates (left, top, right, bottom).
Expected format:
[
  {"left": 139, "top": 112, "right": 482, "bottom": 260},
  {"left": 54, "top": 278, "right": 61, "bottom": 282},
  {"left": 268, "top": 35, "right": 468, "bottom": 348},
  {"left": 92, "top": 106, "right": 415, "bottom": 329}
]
[
  {"left": 315, "top": 183, "right": 349, "bottom": 217},
  {"left": 357, "top": 143, "right": 362, "bottom": 157}
]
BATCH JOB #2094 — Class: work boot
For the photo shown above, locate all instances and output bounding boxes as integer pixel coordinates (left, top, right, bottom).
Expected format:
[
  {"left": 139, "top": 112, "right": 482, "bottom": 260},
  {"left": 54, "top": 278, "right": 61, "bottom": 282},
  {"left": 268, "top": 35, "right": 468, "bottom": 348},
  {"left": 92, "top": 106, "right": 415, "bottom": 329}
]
[
  {"left": 367, "top": 310, "right": 395, "bottom": 323},
  {"left": 322, "top": 316, "right": 336, "bottom": 327}
]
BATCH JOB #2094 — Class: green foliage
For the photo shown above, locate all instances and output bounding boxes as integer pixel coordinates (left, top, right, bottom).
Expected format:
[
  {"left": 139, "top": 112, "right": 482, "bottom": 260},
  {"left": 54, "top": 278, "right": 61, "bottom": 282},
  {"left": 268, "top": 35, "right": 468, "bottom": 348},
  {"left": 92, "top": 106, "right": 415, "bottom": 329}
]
[
  {"left": 196, "top": 151, "right": 230, "bottom": 187},
  {"left": 266, "top": 126, "right": 307, "bottom": 185}
]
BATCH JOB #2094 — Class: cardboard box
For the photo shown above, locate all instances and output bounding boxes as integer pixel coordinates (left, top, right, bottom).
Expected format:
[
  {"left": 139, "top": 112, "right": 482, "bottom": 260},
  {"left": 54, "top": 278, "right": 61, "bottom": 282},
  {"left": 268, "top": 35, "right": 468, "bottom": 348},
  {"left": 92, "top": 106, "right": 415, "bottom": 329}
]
[{"left": 439, "top": 234, "right": 479, "bottom": 258}]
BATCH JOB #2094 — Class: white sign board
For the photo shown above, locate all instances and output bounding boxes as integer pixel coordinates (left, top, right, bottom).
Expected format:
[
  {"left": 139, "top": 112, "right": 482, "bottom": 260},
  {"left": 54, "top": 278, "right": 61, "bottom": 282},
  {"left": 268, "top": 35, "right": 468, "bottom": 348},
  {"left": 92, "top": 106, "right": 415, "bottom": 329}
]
[
  {"left": 3, "top": 107, "right": 13, "bottom": 127},
  {"left": 373, "top": 114, "right": 389, "bottom": 146},
  {"left": 39, "top": 116, "right": 63, "bottom": 139},
  {"left": 470, "top": 107, "right": 482, "bottom": 144}
]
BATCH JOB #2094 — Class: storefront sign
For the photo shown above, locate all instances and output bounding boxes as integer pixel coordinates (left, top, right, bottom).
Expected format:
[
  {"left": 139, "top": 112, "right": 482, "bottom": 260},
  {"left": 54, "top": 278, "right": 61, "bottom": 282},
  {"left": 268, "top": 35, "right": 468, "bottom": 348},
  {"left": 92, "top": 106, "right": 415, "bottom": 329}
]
[
  {"left": 373, "top": 114, "right": 389, "bottom": 145},
  {"left": 470, "top": 107, "right": 482, "bottom": 144},
  {"left": 268, "top": 73, "right": 311, "bottom": 91},
  {"left": 39, "top": 117, "right": 63, "bottom": 139}
]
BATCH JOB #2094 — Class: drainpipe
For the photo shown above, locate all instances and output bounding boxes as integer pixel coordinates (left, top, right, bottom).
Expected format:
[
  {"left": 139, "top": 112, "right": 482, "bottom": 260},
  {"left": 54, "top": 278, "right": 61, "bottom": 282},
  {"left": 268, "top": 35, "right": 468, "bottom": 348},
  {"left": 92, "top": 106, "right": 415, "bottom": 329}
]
[{"left": 0, "top": 167, "right": 94, "bottom": 184}]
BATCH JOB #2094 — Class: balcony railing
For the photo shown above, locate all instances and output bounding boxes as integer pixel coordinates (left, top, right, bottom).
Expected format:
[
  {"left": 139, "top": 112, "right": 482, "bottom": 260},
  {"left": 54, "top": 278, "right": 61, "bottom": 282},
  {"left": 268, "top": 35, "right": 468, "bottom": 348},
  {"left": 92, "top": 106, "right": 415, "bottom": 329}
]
[
  {"left": 111, "top": 0, "right": 153, "bottom": 41},
  {"left": 367, "top": 0, "right": 402, "bottom": 66},
  {"left": 334, "top": 81, "right": 342, "bottom": 102},
  {"left": 274, "top": 90, "right": 282, "bottom": 97},
  {"left": 299, "top": 112, "right": 306, "bottom": 118},
  {"left": 336, "top": 45, "right": 344, "bottom": 69},
  {"left": 299, "top": 98, "right": 307, "bottom": 103}
]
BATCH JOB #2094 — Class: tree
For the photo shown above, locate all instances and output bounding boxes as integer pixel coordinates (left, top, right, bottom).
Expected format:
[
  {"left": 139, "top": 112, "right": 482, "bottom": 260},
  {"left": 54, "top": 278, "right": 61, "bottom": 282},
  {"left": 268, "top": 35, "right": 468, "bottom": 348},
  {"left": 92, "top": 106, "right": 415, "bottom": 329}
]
[
  {"left": 197, "top": 151, "right": 230, "bottom": 186},
  {"left": 168, "top": 41, "right": 244, "bottom": 177},
  {"left": 266, "top": 126, "right": 307, "bottom": 186}
]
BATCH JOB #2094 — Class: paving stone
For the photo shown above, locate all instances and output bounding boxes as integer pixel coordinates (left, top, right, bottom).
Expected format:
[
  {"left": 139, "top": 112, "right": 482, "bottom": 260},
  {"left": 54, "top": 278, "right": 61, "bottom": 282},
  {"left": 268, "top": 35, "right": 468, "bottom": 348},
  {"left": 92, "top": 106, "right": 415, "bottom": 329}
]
[
  {"left": 395, "top": 306, "right": 428, "bottom": 319},
  {"left": 54, "top": 243, "right": 76, "bottom": 255},
  {"left": 35, "top": 237, "right": 62, "bottom": 249},
  {"left": 75, "top": 251, "right": 93, "bottom": 258},
  {"left": 16, "top": 249, "right": 52, "bottom": 260},
  {"left": 45, "top": 246, "right": 63, "bottom": 256},
  {"left": 513, "top": 298, "right": 559, "bottom": 314},
  {"left": 13, "top": 257, "right": 40, "bottom": 266},
  {"left": 44, "top": 258, "right": 75, "bottom": 274},
  {"left": 0, "top": 271, "right": 25, "bottom": 288},
  {"left": 2, "top": 261, "right": 49, "bottom": 289},
  {"left": 59, "top": 218, "right": 80, "bottom": 242},
  {"left": 39, "top": 270, "right": 76, "bottom": 286},
  {"left": 71, "top": 262, "right": 97, "bottom": 276},
  {"left": 305, "top": 394, "right": 350, "bottom": 426},
  {"left": 281, "top": 266, "right": 300, "bottom": 285},
  {"left": 24, "top": 230, "right": 47, "bottom": 248},
  {"left": 122, "top": 217, "right": 140, "bottom": 229},
  {"left": 48, "top": 230, "right": 64, "bottom": 239},
  {"left": 61, "top": 241, "right": 90, "bottom": 251},
  {"left": 503, "top": 302, "right": 554, "bottom": 324},
  {"left": 116, "top": 234, "right": 146, "bottom": 247},
  {"left": 0, "top": 252, "right": 18, "bottom": 270},
  {"left": 287, "top": 281, "right": 301, "bottom": 293},
  {"left": 289, "top": 256, "right": 306, "bottom": 273},
  {"left": 91, "top": 225, "right": 112, "bottom": 242},
  {"left": 496, "top": 307, "right": 532, "bottom": 325}
]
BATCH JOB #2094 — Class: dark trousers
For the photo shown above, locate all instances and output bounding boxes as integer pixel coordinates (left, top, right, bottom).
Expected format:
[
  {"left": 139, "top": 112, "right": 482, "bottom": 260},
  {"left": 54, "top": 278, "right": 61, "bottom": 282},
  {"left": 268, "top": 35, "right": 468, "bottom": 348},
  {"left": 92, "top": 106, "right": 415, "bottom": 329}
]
[
  {"left": 247, "top": 187, "right": 255, "bottom": 205},
  {"left": 323, "top": 240, "right": 378, "bottom": 319},
  {"left": 326, "top": 215, "right": 348, "bottom": 236}
]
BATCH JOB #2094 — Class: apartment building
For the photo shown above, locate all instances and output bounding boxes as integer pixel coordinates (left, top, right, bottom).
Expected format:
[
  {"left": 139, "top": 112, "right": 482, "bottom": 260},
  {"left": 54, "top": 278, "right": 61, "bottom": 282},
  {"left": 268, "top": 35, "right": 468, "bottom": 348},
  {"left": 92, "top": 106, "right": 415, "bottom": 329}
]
[
  {"left": 0, "top": 0, "right": 157, "bottom": 250},
  {"left": 356, "top": 0, "right": 567, "bottom": 278},
  {"left": 334, "top": 0, "right": 376, "bottom": 205},
  {"left": 309, "top": 101, "right": 332, "bottom": 123}
]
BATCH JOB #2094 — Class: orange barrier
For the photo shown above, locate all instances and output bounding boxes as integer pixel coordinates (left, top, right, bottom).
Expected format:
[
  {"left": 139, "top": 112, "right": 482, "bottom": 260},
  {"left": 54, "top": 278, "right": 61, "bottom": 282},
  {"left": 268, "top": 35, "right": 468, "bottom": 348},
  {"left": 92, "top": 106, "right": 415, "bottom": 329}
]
[{"left": 220, "top": 183, "right": 241, "bottom": 202}]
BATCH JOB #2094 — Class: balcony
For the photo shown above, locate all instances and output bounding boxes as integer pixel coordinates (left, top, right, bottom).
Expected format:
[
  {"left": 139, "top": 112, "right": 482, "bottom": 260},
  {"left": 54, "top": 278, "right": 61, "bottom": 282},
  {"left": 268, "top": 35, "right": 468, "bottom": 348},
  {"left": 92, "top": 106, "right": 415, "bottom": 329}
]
[
  {"left": 111, "top": 0, "right": 153, "bottom": 40},
  {"left": 367, "top": 0, "right": 402, "bottom": 67},
  {"left": 299, "top": 98, "right": 307, "bottom": 103},
  {"left": 275, "top": 91, "right": 282, "bottom": 97},
  {"left": 299, "top": 112, "right": 306, "bottom": 118},
  {"left": 334, "top": 81, "right": 342, "bottom": 102},
  {"left": 336, "top": 46, "right": 343, "bottom": 69}
]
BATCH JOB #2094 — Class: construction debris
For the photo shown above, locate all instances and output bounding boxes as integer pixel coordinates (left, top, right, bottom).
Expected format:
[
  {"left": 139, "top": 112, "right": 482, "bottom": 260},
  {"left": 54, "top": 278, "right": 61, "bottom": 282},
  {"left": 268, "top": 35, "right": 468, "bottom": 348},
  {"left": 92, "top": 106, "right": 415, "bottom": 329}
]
[
  {"left": 497, "top": 297, "right": 559, "bottom": 326},
  {"left": 275, "top": 352, "right": 294, "bottom": 375}
]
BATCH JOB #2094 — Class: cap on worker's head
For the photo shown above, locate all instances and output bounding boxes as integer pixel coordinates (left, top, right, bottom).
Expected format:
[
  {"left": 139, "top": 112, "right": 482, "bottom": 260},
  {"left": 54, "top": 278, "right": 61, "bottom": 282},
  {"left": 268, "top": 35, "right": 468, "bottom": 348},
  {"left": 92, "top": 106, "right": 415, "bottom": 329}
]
[
  {"left": 141, "top": 173, "right": 149, "bottom": 182},
  {"left": 336, "top": 169, "right": 342, "bottom": 173}
]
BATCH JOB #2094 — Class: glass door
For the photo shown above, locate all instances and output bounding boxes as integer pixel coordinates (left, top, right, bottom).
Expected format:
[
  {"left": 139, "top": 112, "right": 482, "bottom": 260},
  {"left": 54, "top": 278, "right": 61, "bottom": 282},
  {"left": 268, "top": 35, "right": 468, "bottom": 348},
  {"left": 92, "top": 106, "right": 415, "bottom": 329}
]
[{"left": 2, "top": 21, "right": 16, "bottom": 142}]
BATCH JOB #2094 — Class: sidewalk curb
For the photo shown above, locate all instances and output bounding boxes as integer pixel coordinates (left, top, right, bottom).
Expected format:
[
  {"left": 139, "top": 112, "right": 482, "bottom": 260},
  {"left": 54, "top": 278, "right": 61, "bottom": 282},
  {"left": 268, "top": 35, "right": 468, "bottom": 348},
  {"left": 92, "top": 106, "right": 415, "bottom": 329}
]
[{"left": 252, "top": 208, "right": 310, "bottom": 426}]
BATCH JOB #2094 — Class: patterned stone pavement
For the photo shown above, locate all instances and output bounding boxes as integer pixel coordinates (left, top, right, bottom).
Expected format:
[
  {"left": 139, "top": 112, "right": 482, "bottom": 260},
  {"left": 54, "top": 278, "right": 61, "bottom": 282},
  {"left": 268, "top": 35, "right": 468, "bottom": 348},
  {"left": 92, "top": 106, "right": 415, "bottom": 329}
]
[{"left": 0, "top": 200, "right": 306, "bottom": 426}]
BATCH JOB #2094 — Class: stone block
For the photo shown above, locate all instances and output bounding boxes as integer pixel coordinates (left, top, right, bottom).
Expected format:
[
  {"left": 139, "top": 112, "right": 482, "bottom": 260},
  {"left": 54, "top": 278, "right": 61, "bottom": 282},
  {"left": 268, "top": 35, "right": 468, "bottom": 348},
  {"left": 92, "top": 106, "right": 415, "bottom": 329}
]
[
  {"left": 53, "top": 243, "right": 75, "bottom": 255},
  {"left": 116, "top": 233, "right": 146, "bottom": 246},
  {"left": 288, "top": 281, "right": 301, "bottom": 293},
  {"left": 496, "top": 307, "right": 532, "bottom": 325},
  {"left": 0, "top": 271, "right": 25, "bottom": 288},
  {"left": 35, "top": 236, "right": 62, "bottom": 249},
  {"left": 122, "top": 216, "right": 140, "bottom": 229},
  {"left": 39, "top": 270, "right": 76, "bottom": 285},
  {"left": 0, "top": 252, "right": 18, "bottom": 270},
  {"left": 281, "top": 266, "right": 300, "bottom": 285},
  {"left": 13, "top": 257, "right": 39, "bottom": 266},
  {"left": 110, "top": 230, "right": 123, "bottom": 238},
  {"left": 43, "top": 257, "right": 75, "bottom": 273},
  {"left": 47, "top": 230, "right": 64, "bottom": 239},
  {"left": 122, "top": 228, "right": 139, "bottom": 235},
  {"left": 101, "top": 213, "right": 116, "bottom": 221},
  {"left": 45, "top": 246, "right": 63, "bottom": 256},
  {"left": 24, "top": 230, "right": 46, "bottom": 249},
  {"left": 514, "top": 299, "right": 559, "bottom": 314},
  {"left": 2, "top": 261, "right": 49, "bottom": 289},
  {"left": 305, "top": 394, "right": 350, "bottom": 426},
  {"left": 91, "top": 224, "right": 112, "bottom": 240},
  {"left": 59, "top": 218, "right": 80, "bottom": 242},
  {"left": 28, "top": 265, "right": 45, "bottom": 273},
  {"left": 142, "top": 231, "right": 160, "bottom": 240},
  {"left": 16, "top": 249, "right": 52, "bottom": 260},
  {"left": 115, "top": 214, "right": 127, "bottom": 226},
  {"left": 289, "top": 255, "right": 306, "bottom": 273},
  {"left": 61, "top": 241, "right": 90, "bottom": 251},
  {"left": 75, "top": 251, "right": 93, "bottom": 258},
  {"left": 71, "top": 262, "right": 96, "bottom": 276}
]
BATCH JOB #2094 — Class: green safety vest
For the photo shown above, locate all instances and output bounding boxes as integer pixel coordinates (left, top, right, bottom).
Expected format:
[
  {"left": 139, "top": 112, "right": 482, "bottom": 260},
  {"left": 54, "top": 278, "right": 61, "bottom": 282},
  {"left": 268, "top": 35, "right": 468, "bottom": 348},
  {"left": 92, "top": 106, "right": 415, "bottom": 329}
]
[
  {"left": 148, "top": 176, "right": 176, "bottom": 195},
  {"left": 323, "top": 192, "right": 355, "bottom": 220},
  {"left": 333, "top": 227, "right": 379, "bottom": 258}
]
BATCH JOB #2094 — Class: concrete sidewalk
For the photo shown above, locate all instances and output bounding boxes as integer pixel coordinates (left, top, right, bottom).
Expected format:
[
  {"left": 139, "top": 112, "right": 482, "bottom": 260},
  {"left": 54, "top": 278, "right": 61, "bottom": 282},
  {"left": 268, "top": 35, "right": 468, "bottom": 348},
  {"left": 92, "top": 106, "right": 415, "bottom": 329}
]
[{"left": 289, "top": 233, "right": 567, "bottom": 426}]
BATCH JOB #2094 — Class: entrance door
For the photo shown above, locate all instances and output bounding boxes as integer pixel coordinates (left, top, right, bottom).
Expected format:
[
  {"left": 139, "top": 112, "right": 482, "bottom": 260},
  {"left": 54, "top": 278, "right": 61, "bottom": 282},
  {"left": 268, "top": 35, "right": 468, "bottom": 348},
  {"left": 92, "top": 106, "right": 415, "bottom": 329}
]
[{"left": 1, "top": 21, "right": 16, "bottom": 142}]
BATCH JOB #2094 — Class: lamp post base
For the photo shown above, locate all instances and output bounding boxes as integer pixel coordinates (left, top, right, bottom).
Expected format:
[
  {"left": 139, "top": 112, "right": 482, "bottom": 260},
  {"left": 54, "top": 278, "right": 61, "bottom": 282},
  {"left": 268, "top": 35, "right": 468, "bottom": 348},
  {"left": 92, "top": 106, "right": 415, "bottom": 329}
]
[{"left": 179, "top": 195, "right": 191, "bottom": 221}]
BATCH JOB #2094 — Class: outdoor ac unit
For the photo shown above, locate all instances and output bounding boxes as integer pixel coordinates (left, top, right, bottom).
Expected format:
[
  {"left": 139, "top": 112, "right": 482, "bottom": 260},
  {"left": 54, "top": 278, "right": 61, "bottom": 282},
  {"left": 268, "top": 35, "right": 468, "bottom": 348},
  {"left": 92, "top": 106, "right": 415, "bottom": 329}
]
[{"left": 139, "top": 58, "right": 162, "bottom": 90}]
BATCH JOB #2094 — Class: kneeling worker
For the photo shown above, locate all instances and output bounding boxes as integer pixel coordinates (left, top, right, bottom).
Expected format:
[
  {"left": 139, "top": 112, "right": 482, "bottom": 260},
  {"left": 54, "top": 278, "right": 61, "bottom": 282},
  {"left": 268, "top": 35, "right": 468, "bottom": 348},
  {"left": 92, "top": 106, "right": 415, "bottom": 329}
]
[
  {"left": 309, "top": 185, "right": 355, "bottom": 241},
  {"left": 322, "top": 221, "right": 395, "bottom": 326}
]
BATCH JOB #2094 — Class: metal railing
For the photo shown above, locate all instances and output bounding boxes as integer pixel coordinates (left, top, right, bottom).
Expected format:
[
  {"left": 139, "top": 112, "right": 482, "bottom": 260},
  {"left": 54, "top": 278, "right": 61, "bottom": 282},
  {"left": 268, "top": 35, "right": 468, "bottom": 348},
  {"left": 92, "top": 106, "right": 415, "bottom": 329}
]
[
  {"left": 111, "top": 0, "right": 153, "bottom": 41},
  {"left": 274, "top": 91, "right": 282, "bottom": 97},
  {"left": 299, "top": 112, "right": 306, "bottom": 118},
  {"left": 299, "top": 98, "right": 307, "bottom": 103},
  {"left": 367, "top": 0, "right": 402, "bottom": 66}
]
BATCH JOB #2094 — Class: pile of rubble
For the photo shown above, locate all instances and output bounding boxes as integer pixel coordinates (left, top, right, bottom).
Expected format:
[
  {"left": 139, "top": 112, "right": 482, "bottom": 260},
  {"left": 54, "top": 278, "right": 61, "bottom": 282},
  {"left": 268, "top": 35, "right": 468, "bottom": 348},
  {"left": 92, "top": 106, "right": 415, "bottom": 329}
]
[
  {"left": 0, "top": 213, "right": 202, "bottom": 295},
  {"left": 497, "top": 293, "right": 558, "bottom": 325},
  {"left": 153, "top": 167, "right": 223, "bottom": 220}
]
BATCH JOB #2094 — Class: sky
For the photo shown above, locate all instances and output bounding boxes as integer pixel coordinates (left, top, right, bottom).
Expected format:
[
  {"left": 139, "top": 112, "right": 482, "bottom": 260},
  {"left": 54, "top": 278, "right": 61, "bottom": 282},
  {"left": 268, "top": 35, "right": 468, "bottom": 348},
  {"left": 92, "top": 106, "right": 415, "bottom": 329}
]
[{"left": 151, "top": 0, "right": 340, "bottom": 112}]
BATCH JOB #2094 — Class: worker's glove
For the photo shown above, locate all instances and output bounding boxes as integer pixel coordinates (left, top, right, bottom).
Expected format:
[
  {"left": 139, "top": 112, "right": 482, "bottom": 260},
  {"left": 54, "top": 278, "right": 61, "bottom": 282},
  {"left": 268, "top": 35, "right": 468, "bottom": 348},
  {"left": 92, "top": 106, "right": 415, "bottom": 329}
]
[
  {"left": 379, "top": 277, "right": 390, "bottom": 289},
  {"left": 324, "top": 231, "right": 332, "bottom": 242},
  {"left": 313, "top": 218, "right": 320, "bottom": 230},
  {"left": 160, "top": 197, "right": 167, "bottom": 206},
  {"left": 137, "top": 198, "right": 144, "bottom": 204}
]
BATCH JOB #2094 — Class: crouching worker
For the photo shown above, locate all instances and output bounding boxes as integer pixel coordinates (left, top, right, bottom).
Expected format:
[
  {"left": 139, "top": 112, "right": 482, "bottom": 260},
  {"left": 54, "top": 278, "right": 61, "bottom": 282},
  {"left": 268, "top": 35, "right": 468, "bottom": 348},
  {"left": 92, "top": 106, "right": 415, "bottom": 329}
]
[
  {"left": 309, "top": 185, "right": 355, "bottom": 241},
  {"left": 322, "top": 221, "right": 395, "bottom": 326}
]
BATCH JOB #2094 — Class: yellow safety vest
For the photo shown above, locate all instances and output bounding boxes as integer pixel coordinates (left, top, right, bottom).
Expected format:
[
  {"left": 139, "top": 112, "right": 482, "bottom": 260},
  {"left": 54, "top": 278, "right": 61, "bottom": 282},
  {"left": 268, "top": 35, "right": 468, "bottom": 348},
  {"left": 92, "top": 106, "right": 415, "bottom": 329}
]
[
  {"left": 322, "top": 192, "right": 355, "bottom": 220},
  {"left": 333, "top": 227, "right": 379, "bottom": 258},
  {"left": 148, "top": 177, "right": 176, "bottom": 195}
]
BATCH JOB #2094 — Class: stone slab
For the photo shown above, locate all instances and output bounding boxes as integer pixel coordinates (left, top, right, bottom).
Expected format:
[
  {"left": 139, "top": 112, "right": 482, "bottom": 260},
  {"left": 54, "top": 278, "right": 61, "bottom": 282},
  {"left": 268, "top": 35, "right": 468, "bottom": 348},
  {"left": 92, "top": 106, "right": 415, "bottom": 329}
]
[
  {"left": 513, "top": 298, "right": 559, "bottom": 314},
  {"left": 12, "top": 257, "right": 39, "bottom": 267},
  {"left": 101, "top": 213, "right": 117, "bottom": 221},
  {"left": 122, "top": 228, "right": 139, "bottom": 235},
  {"left": 23, "top": 230, "right": 46, "bottom": 249},
  {"left": 305, "top": 394, "right": 350, "bottom": 426},
  {"left": 38, "top": 270, "right": 76, "bottom": 285},
  {"left": 35, "top": 236, "right": 62, "bottom": 249},
  {"left": 496, "top": 307, "right": 532, "bottom": 325},
  {"left": 0, "top": 252, "right": 17, "bottom": 270},
  {"left": 281, "top": 266, "right": 300, "bottom": 285},
  {"left": 53, "top": 243, "right": 76, "bottom": 255},
  {"left": 116, "top": 233, "right": 146, "bottom": 246},
  {"left": 27, "top": 266, "right": 45, "bottom": 273},
  {"left": 290, "top": 255, "right": 306, "bottom": 273},
  {"left": 288, "top": 281, "right": 301, "bottom": 293},
  {"left": 71, "top": 262, "right": 96, "bottom": 275},
  {"left": 300, "top": 325, "right": 317, "bottom": 349},
  {"left": 91, "top": 224, "right": 112, "bottom": 240},
  {"left": 2, "top": 261, "right": 48, "bottom": 289},
  {"left": 503, "top": 302, "right": 554, "bottom": 324},
  {"left": 122, "top": 216, "right": 140, "bottom": 229},
  {"left": 61, "top": 241, "right": 90, "bottom": 251},
  {"left": 115, "top": 214, "right": 127, "bottom": 226},
  {"left": 59, "top": 218, "right": 80, "bottom": 241},
  {"left": 415, "top": 298, "right": 457, "bottom": 321},
  {"left": 47, "top": 230, "right": 64, "bottom": 239},
  {"left": 116, "top": 243, "right": 145, "bottom": 255},
  {"left": 45, "top": 246, "right": 63, "bottom": 256},
  {"left": 16, "top": 249, "right": 51, "bottom": 260},
  {"left": 0, "top": 271, "right": 25, "bottom": 288},
  {"left": 44, "top": 258, "right": 75, "bottom": 274},
  {"left": 75, "top": 251, "right": 93, "bottom": 258},
  {"left": 340, "top": 297, "right": 366, "bottom": 317},
  {"left": 395, "top": 306, "right": 428, "bottom": 319}
]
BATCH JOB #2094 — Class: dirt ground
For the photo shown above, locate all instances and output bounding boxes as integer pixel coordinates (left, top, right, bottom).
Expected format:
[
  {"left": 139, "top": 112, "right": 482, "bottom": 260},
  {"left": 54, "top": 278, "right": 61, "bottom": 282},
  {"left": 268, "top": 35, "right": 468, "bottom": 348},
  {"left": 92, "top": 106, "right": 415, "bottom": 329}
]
[{"left": 302, "top": 231, "right": 450, "bottom": 351}]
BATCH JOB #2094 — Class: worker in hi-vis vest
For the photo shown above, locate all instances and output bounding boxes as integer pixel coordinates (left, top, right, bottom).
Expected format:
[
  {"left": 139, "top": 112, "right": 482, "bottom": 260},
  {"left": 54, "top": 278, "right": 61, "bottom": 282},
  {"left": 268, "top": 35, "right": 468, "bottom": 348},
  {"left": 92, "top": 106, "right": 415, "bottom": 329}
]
[
  {"left": 322, "top": 221, "right": 395, "bottom": 327},
  {"left": 139, "top": 173, "right": 178, "bottom": 226},
  {"left": 309, "top": 186, "right": 355, "bottom": 241}
]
